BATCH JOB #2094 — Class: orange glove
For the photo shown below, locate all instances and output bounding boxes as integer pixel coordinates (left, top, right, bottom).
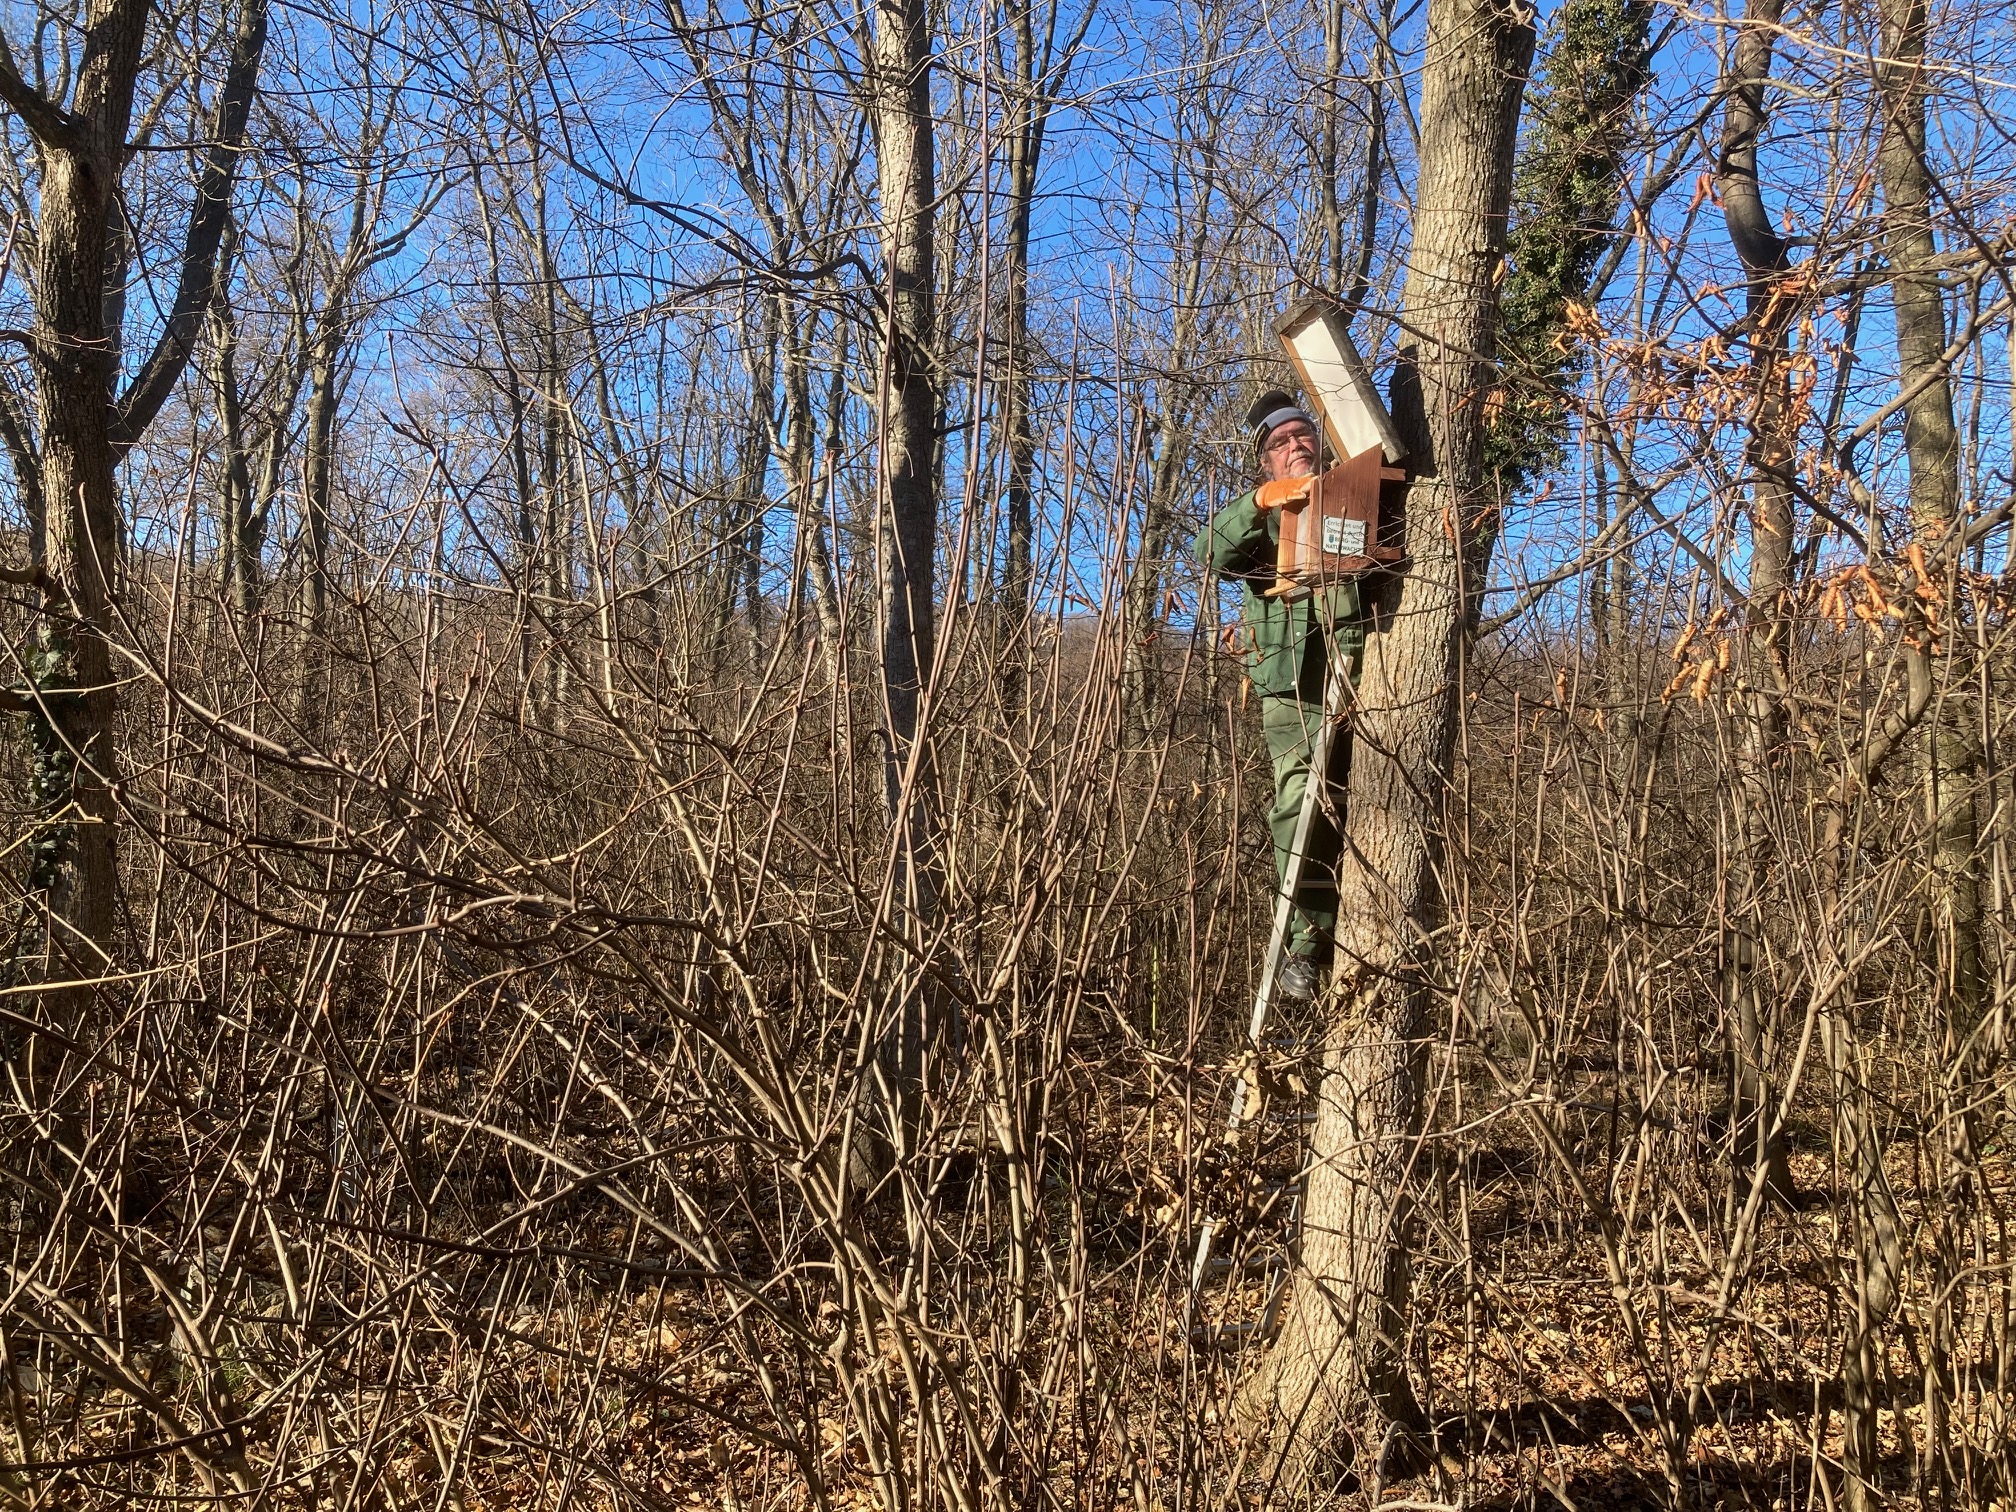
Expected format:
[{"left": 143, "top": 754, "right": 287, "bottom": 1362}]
[{"left": 1255, "top": 476, "right": 1315, "bottom": 510}]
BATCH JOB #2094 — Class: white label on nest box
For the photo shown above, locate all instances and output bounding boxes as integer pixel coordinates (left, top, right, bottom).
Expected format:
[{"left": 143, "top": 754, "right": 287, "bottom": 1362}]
[{"left": 1322, "top": 517, "right": 1366, "bottom": 557}]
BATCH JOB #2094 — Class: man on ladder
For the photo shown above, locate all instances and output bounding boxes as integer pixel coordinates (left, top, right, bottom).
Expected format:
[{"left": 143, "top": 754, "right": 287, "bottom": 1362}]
[{"left": 1194, "top": 388, "right": 1365, "bottom": 1003}]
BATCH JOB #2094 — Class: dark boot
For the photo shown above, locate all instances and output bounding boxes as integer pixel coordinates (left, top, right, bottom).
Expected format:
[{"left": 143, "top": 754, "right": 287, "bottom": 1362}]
[{"left": 1277, "top": 954, "right": 1322, "bottom": 1002}]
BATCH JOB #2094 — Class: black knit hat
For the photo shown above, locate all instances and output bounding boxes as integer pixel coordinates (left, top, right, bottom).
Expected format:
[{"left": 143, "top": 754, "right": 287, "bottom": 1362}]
[{"left": 1246, "top": 388, "right": 1316, "bottom": 451}]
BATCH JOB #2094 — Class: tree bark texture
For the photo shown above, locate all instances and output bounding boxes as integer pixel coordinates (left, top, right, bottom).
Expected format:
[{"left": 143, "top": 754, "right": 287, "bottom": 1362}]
[
  {"left": 10, "top": 0, "right": 149, "bottom": 990},
  {"left": 1876, "top": 0, "right": 1982, "bottom": 1032},
  {"left": 1844, "top": 2, "right": 1974, "bottom": 1502},
  {"left": 869, "top": 0, "right": 943, "bottom": 1138},
  {"left": 2, "top": 0, "right": 267, "bottom": 998},
  {"left": 871, "top": 0, "right": 940, "bottom": 868},
  {"left": 998, "top": 0, "right": 1043, "bottom": 713},
  {"left": 1234, "top": 0, "right": 1533, "bottom": 1486},
  {"left": 205, "top": 217, "right": 254, "bottom": 616},
  {"left": 1715, "top": 0, "right": 1802, "bottom": 1212},
  {"left": 532, "top": 170, "right": 574, "bottom": 716}
]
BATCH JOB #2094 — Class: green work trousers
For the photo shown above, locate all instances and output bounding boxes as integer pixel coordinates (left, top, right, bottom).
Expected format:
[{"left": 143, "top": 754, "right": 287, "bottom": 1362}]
[{"left": 1261, "top": 694, "right": 1347, "bottom": 960}]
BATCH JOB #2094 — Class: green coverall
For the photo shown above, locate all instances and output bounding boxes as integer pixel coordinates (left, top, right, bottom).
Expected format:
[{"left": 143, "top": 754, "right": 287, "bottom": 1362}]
[{"left": 1194, "top": 488, "right": 1364, "bottom": 961}]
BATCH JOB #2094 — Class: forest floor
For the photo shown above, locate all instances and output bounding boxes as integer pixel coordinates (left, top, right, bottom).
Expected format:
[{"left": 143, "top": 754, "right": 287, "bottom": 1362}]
[{"left": 432, "top": 1137, "right": 2008, "bottom": 1512}]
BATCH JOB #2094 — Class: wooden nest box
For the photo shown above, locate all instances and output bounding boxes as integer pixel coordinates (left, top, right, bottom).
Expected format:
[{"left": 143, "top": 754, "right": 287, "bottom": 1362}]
[{"left": 1267, "top": 298, "right": 1410, "bottom": 596}]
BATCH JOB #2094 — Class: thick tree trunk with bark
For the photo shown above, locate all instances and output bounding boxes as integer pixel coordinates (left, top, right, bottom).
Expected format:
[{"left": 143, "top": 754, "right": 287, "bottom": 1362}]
[
  {"left": 871, "top": 0, "right": 938, "bottom": 842},
  {"left": 10, "top": 0, "right": 147, "bottom": 991},
  {"left": 870, "top": 0, "right": 942, "bottom": 1128},
  {"left": 2, "top": 0, "right": 266, "bottom": 1002},
  {"left": 1234, "top": 0, "right": 1533, "bottom": 1486}
]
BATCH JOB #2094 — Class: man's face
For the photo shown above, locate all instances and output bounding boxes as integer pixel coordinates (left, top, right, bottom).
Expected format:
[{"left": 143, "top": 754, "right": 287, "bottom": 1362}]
[{"left": 1260, "top": 418, "right": 1319, "bottom": 481}]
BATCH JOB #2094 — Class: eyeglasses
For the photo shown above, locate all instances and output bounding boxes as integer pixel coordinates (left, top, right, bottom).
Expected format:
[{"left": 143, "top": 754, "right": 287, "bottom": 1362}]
[{"left": 1262, "top": 425, "right": 1315, "bottom": 454}]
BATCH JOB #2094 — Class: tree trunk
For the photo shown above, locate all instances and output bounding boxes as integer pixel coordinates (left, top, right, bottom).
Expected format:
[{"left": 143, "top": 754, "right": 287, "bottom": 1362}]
[
  {"left": 998, "top": 0, "right": 1041, "bottom": 715},
  {"left": 1121, "top": 208, "right": 1209, "bottom": 738},
  {"left": 526, "top": 166, "right": 573, "bottom": 716},
  {"left": 871, "top": 0, "right": 939, "bottom": 876},
  {"left": 0, "top": 0, "right": 265, "bottom": 1040},
  {"left": 717, "top": 296, "right": 777, "bottom": 671},
  {"left": 9, "top": 0, "right": 145, "bottom": 995},
  {"left": 299, "top": 309, "right": 345, "bottom": 727},
  {"left": 292, "top": 149, "right": 382, "bottom": 736},
  {"left": 1877, "top": 0, "right": 1981, "bottom": 1038},
  {"left": 812, "top": 322, "right": 853, "bottom": 674},
  {"left": 1234, "top": 0, "right": 1533, "bottom": 1486},
  {"left": 775, "top": 293, "right": 846, "bottom": 677},
  {"left": 468, "top": 169, "right": 541, "bottom": 707},
  {"left": 246, "top": 152, "right": 387, "bottom": 647},
  {"left": 1825, "top": 1000, "right": 1907, "bottom": 1512},
  {"left": 0, "top": 380, "right": 45, "bottom": 560},
  {"left": 1122, "top": 414, "right": 1185, "bottom": 740},
  {"left": 1854, "top": 0, "right": 1973, "bottom": 1500},
  {"left": 1715, "top": 0, "right": 1802, "bottom": 1213},
  {"left": 992, "top": 0, "right": 1088, "bottom": 716},
  {"left": 206, "top": 236, "right": 260, "bottom": 620},
  {"left": 5, "top": 0, "right": 262, "bottom": 999},
  {"left": 1317, "top": 0, "right": 1346, "bottom": 288},
  {"left": 870, "top": 0, "right": 943, "bottom": 1137},
  {"left": 1352, "top": 94, "right": 1385, "bottom": 317}
]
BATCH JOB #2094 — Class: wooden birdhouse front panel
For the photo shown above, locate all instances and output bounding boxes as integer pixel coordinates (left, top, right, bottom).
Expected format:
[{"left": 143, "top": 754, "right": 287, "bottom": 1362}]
[{"left": 1272, "top": 445, "right": 1408, "bottom": 592}]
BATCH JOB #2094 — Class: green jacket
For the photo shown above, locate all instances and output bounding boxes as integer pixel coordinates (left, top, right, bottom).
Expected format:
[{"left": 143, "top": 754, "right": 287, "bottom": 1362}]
[{"left": 1194, "top": 487, "right": 1364, "bottom": 702}]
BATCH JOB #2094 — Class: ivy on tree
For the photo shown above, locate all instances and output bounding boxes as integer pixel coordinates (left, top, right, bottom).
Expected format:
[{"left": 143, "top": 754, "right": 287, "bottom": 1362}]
[{"left": 1488, "top": 0, "right": 1654, "bottom": 496}]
